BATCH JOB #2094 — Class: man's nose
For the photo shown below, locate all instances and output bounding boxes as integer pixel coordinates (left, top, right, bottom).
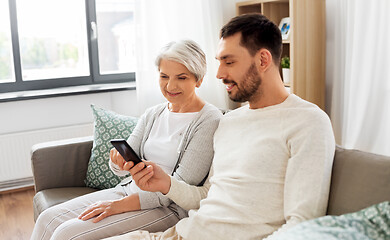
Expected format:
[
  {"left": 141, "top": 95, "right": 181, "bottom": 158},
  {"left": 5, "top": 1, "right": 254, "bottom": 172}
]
[{"left": 216, "top": 65, "right": 227, "bottom": 80}]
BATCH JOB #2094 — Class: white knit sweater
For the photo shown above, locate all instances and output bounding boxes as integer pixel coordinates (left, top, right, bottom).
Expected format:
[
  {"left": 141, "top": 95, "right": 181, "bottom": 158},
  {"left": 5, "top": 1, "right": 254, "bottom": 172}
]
[{"left": 166, "top": 94, "right": 335, "bottom": 240}]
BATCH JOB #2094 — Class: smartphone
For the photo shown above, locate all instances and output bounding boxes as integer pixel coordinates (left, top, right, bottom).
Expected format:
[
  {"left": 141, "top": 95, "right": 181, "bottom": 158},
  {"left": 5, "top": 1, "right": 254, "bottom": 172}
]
[{"left": 110, "top": 139, "right": 144, "bottom": 166}]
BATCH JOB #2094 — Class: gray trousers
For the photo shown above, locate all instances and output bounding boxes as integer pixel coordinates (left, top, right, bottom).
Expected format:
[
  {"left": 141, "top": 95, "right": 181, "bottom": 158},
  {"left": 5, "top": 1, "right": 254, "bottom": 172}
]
[{"left": 31, "top": 185, "right": 181, "bottom": 240}]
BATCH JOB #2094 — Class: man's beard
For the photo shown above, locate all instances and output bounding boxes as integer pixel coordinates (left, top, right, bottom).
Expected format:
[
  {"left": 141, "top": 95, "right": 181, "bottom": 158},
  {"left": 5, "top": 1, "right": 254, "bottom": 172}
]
[{"left": 223, "top": 62, "right": 262, "bottom": 102}]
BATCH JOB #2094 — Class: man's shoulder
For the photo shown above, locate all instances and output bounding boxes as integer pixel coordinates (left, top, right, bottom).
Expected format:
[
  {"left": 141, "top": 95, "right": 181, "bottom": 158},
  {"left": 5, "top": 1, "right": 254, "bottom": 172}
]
[
  {"left": 287, "top": 94, "right": 318, "bottom": 108},
  {"left": 222, "top": 104, "right": 248, "bottom": 116},
  {"left": 282, "top": 96, "right": 332, "bottom": 137},
  {"left": 287, "top": 95, "right": 329, "bottom": 119}
]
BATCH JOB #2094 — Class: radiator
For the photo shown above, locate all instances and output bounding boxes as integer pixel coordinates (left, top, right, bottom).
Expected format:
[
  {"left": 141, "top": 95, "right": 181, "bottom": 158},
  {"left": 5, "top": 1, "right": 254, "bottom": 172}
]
[{"left": 0, "top": 123, "right": 93, "bottom": 191}]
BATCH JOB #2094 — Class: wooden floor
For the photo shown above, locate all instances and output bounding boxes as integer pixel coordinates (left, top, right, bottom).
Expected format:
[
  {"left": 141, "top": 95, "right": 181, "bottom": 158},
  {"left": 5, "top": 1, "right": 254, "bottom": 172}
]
[{"left": 0, "top": 188, "right": 35, "bottom": 240}]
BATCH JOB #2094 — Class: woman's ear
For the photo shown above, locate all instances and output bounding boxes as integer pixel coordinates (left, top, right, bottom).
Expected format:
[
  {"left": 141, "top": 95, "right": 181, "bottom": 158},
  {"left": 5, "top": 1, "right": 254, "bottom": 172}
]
[
  {"left": 196, "top": 78, "right": 203, "bottom": 88},
  {"left": 257, "top": 49, "right": 273, "bottom": 72}
]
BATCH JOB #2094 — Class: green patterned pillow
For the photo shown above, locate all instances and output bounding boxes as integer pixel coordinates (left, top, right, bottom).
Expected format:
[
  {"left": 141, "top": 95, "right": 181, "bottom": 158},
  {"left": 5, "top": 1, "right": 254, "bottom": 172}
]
[
  {"left": 275, "top": 201, "right": 390, "bottom": 240},
  {"left": 85, "top": 104, "right": 138, "bottom": 189}
]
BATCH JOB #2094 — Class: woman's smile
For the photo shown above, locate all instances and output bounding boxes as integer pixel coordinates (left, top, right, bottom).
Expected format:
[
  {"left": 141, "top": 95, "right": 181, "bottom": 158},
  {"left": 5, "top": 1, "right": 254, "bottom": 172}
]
[{"left": 166, "top": 90, "right": 182, "bottom": 97}]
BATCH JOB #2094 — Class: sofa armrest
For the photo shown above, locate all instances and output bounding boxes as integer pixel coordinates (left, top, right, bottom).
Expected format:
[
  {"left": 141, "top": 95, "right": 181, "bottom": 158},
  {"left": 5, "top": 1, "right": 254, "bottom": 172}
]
[
  {"left": 31, "top": 136, "right": 93, "bottom": 192},
  {"left": 327, "top": 146, "right": 390, "bottom": 215}
]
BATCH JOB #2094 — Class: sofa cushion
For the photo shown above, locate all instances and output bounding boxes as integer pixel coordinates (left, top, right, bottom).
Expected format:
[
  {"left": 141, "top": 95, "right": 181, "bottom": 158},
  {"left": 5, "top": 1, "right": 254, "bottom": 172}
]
[
  {"left": 33, "top": 187, "right": 98, "bottom": 221},
  {"left": 85, "top": 105, "right": 138, "bottom": 189},
  {"left": 327, "top": 147, "right": 390, "bottom": 215},
  {"left": 275, "top": 201, "right": 390, "bottom": 239}
]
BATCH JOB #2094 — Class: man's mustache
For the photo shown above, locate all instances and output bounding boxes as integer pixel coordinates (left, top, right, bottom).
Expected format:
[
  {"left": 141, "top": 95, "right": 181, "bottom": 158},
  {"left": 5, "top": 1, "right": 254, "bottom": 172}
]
[{"left": 222, "top": 79, "right": 237, "bottom": 85}]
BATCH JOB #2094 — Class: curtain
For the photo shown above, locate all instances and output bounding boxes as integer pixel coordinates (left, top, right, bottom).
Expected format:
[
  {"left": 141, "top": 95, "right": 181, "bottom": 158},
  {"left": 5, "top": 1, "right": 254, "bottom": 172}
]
[
  {"left": 326, "top": 0, "right": 390, "bottom": 156},
  {"left": 134, "top": 0, "right": 230, "bottom": 114}
]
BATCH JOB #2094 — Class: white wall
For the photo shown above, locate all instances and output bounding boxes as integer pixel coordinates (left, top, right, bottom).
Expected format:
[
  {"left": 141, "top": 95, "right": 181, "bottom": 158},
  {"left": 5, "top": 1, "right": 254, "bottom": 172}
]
[
  {"left": 221, "top": 0, "right": 238, "bottom": 23},
  {"left": 0, "top": 90, "right": 139, "bottom": 136},
  {"left": 0, "top": 89, "right": 138, "bottom": 185}
]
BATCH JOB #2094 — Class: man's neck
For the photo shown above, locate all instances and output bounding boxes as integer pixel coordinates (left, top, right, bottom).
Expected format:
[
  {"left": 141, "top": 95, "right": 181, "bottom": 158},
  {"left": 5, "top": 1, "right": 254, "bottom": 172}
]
[{"left": 248, "top": 73, "right": 289, "bottom": 109}]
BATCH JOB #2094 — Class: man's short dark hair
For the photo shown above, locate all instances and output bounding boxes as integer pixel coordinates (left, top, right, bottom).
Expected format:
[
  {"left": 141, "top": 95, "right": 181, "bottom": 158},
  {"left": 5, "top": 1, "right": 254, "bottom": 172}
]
[{"left": 220, "top": 13, "right": 282, "bottom": 65}]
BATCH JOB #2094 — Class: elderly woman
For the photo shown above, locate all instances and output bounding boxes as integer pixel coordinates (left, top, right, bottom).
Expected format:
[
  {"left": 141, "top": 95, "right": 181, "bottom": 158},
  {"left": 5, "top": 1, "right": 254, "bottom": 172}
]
[{"left": 31, "top": 40, "right": 222, "bottom": 240}]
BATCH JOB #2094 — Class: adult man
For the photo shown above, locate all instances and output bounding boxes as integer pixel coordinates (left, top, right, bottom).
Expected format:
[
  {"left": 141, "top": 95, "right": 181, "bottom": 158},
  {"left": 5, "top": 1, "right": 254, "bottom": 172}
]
[{"left": 107, "top": 13, "right": 335, "bottom": 240}]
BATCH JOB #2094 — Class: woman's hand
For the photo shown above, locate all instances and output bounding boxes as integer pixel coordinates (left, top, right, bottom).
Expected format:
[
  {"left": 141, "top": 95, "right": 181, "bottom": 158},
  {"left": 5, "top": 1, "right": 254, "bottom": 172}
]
[
  {"left": 78, "top": 194, "right": 140, "bottom": 223},
  {"left": 130, "top": 161, "right": 171, "bottom": 194},
  {"left": 110, "top": 148, "right": 134, "bottom": 171}
]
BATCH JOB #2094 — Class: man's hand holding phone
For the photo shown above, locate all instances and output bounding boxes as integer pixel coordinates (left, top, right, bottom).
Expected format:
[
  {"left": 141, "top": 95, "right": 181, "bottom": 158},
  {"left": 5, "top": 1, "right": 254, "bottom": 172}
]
[{"left": 129, "top": 161, "right": 171, "bottom": 195}]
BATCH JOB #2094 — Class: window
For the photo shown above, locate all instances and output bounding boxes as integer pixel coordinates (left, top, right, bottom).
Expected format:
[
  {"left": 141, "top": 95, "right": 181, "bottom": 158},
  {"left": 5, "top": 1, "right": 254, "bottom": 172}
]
[
  {"left": 0, "top": 0, "right": 135, "bottom": 95},
  {"left": 95, "top": 0, "right": 135, "bottom": 75},
  {"left": 17, "top": 0, "right": 89, "bottom": 81},
  {"left": 0, "top": 1, "right": 15, "bottom": 83}
]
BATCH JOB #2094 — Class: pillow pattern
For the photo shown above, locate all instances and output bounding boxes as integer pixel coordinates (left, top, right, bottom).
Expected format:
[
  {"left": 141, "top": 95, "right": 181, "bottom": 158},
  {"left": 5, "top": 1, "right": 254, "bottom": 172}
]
[
  {"left": 274, "top": 201, "right": 390, "bottom": 240},
  {"left": 85, "top": 104, "right": 138, "bottom": 189}
]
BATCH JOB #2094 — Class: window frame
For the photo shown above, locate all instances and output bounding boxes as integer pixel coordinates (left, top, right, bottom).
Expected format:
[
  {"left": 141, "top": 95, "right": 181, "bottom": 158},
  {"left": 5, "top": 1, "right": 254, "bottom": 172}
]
[{"left": 0, "top": 0, "right": 135, "bottom": 95}]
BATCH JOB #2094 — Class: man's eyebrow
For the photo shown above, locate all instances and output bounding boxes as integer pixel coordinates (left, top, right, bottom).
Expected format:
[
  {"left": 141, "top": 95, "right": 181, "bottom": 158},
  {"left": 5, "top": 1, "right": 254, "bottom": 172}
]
[{"left": 215, "top": 54, "right": 235, "bottom": 60}]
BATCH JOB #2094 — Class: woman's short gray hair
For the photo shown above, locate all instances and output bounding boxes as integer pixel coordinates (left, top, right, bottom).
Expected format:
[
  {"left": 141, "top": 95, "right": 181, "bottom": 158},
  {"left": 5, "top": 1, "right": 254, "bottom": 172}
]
[{"left": 155, "top": 40, "right": 206, "bottom": 81}]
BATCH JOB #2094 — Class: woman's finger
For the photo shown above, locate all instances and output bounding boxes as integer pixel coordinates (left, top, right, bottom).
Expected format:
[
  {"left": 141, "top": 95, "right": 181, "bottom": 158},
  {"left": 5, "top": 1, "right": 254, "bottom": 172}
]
[
  {"left": 93, "top": 211, "right": 110, "bottom": 223},
  {"left": 114, "top": 151, "right": 125, "bottom": 170},
  {"left": 78, "top": 209, "right": 89, "bottom": 219},
  {"left": 80, "top": 208, "right": 103, "bottom": 221},
  {"left": 122, "top": 161, "right": 134, "bottom": 172},
  {"left": 110, "top": 148, "right": 116, "bottom": 164},
  {"left": 78, "top": 204, "right": 98, "bottom": 219}
]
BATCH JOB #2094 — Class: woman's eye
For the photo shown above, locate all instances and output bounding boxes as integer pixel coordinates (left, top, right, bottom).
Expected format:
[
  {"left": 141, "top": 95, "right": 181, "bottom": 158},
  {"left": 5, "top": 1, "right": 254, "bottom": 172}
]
[
  {"left": 226, "top": 62, "right": 233, "bottom": 65},
  {"left": 178, "top": 77, "right": 187, "bottom": 80},
  {"left": 160, "top": 75, "right": 168, "bottom": 79}
]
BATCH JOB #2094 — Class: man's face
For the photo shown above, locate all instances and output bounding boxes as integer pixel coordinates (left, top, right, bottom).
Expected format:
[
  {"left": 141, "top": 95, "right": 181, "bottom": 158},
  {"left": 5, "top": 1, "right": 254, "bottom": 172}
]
[{"left": 216, "top": 33, "right": 262, "bottom": 102}]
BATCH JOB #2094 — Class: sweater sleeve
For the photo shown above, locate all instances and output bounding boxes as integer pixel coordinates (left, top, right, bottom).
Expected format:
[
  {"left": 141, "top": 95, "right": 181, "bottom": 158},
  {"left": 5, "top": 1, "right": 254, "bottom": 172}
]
[
  {"left": 265, "top": 110, "right": 335, "bottom": 239},
  {"left": 165, "top": 166, "right": 213, "bottom": 211},
  {"left": 138, "top": 108, "right": 221, "bottom": 210}
]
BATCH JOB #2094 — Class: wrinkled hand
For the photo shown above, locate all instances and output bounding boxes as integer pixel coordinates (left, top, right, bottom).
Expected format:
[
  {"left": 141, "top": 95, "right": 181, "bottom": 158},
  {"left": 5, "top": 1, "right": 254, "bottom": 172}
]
[
  {"left": 78, "top": 194, "right": 140, "bottom": 223},
  {"left": 110, "top": 148, "right": 134, "bottom": 171},
  {"left": 130, "top": 161, "right": 171, "bottom": 194},
  {"left": 78, "top": 200, "right": 124, "bottom": 223}
]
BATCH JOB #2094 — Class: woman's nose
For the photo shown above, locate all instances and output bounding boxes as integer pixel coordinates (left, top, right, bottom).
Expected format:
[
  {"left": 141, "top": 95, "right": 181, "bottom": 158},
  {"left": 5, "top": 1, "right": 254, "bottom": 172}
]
[{"left": 166, "top": 79, "right": 177, "bottom": 91}]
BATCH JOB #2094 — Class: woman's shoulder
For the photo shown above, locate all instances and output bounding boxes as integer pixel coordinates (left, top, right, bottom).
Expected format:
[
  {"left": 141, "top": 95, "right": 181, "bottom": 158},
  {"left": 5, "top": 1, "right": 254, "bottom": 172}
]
[
  {"left": 190, "top": 103, "right": 223, "bottom": 132},
  {"left": 194, "top": 103, "right": 223, "bottom": 127},
  {"left": 200, "top": 102, "right": 224, "bottom": 118}
]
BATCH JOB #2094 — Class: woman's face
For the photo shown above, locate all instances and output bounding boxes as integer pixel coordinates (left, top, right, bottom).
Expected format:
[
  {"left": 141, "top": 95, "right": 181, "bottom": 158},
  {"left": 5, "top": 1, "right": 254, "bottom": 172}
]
[{"left": 159, "top": 59, "right": 200, "bottom": 105}]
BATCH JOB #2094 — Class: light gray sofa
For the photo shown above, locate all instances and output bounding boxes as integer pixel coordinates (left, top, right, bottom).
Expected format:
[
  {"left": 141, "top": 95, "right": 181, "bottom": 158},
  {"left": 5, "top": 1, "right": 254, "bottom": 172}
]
[{"left": 31, "top": 137, "right": 390, "bottom": 222}]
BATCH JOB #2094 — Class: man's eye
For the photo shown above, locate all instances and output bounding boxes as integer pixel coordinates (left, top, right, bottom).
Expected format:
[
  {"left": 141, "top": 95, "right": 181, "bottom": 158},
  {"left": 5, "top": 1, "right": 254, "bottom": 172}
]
[
  {"left": 178, "top": 77, "right": 187, "bottom": 80},
  {"left": 226, "top": 62, "right": 234, "bottom": 65},
  {"left": 160, "top": 75, "right": 168, "bottom": 79}
]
